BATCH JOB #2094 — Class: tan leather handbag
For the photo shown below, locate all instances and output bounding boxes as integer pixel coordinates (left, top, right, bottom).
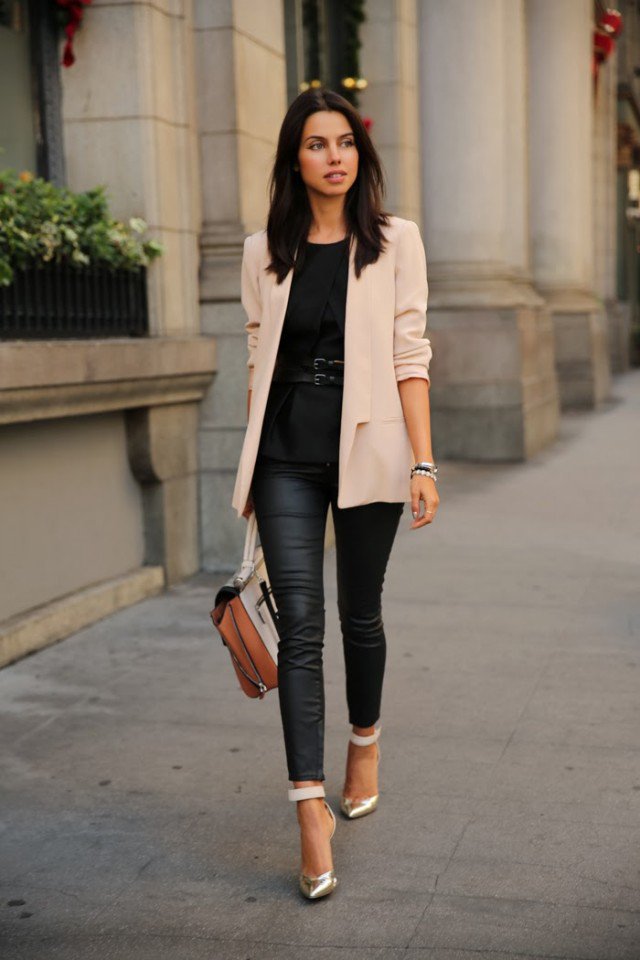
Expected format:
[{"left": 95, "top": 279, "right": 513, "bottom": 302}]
[{"left": 210, "top": 512, "right": 279, "bottom": 699}]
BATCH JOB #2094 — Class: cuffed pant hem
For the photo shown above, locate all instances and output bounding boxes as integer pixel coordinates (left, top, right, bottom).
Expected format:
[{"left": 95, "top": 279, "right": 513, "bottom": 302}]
[{"left": 348, "top": 716, "right": 381, "bottom": 729}]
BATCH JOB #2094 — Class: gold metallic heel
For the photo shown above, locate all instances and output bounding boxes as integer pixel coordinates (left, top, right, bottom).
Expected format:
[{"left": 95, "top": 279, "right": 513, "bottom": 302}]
[
  {"left": 288, "top": 783, "right": 338, "bottom": 900},
  {"left": 340, "top": 723, "right": 381, "bottom": 819}
]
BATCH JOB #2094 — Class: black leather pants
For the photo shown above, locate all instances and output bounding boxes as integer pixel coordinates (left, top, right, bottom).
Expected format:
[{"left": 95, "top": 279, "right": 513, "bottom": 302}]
[{"left": 251, "top": 453, "right": 404, "bottom": 783}]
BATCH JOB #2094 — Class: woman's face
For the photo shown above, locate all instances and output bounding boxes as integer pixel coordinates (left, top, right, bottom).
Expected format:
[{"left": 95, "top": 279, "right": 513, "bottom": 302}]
[{"left": 296, "top": 110, "right": 359, "bottom": 198}]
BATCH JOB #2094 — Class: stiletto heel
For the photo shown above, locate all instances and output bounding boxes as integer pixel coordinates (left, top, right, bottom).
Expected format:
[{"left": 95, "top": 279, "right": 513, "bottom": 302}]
[
  {"left": 288, "top": 783, "right": 338, "bottom": 899},
  {"left": 340, "top": 723, "right": 381, "bottom": 819}
]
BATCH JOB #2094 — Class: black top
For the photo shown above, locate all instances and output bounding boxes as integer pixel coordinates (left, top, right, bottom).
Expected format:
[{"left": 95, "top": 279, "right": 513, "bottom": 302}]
[{"left": 257, "top": 237, "right": 349, "bottom": 463}]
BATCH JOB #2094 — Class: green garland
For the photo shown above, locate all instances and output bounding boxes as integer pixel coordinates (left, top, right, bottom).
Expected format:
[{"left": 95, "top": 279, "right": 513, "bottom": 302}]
[
  {"left": 302, "top": 0, "right": 321, "bottom": 83},
  {"left": 301, "top": 0, "right": 367, "bottom": 108},
  {"left": 342, "top": 0, "right": 366, "bottom": 107}
]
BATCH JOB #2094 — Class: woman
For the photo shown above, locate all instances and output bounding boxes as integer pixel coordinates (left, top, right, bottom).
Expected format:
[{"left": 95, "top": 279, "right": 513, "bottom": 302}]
[{"left": 231, "top": 88, "right": 439, "bottom": 900}]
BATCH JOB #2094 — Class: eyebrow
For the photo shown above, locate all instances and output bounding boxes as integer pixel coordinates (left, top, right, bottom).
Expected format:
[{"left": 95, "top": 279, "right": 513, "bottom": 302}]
[{"left": 303, "top": 133, "right": 353, "bottom": 142}]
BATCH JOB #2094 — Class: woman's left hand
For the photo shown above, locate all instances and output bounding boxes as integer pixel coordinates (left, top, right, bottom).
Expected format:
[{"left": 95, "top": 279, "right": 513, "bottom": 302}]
[{"left": 410, "top": 476, "right": 439, "bottom": 528}]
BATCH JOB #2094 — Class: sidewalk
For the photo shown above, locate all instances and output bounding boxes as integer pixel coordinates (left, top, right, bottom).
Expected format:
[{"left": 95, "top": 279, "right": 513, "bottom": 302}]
[{"left": 2, "top": 371, "right": 640, "bottom": 960}]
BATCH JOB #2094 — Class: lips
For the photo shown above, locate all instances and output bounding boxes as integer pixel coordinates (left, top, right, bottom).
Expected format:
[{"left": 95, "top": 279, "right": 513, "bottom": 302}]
[{"left": 325, "top": 171, "right": 346, "bottom": 180}]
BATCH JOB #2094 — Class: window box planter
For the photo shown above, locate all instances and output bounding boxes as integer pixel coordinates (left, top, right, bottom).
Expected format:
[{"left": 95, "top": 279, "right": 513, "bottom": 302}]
[{"left": 0, "top": 260, "right": 148, "bottom": 340}]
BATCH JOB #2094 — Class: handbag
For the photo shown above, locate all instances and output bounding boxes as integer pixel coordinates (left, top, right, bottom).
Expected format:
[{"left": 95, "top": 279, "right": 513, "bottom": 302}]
[{"left": 210, "top": 512, "right": 280, "bottom": 699}]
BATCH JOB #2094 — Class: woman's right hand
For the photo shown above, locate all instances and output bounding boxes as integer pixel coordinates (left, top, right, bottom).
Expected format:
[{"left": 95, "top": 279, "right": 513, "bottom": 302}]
[{"left": 242, "top": 491, "right": 255, "bottom": 519}]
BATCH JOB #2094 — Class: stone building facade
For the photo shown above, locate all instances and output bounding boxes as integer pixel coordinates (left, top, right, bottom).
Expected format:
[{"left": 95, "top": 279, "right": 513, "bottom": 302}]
[{"left": 0, "top": 0, "right": 636, "bottom": 664}]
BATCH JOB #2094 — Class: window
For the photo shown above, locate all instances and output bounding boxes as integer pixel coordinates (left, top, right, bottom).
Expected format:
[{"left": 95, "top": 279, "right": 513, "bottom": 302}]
[
  {"left": 284, "top": 0, "right": 366, "bottom": 108},
  {"left": 0, "top": 0, "right": 65, "bottom": 184}
]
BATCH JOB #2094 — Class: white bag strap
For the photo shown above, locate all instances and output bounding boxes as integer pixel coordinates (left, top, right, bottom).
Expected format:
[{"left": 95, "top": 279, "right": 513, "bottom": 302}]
[
  {"left": 243, "top": 511, "right": 259, "bottom": 563},
  {"left": 233, "top": 512, "right": 259, "bottom": 588}
]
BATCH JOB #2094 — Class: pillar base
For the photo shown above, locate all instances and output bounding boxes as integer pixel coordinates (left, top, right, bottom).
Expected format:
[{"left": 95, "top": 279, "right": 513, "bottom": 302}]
[
  {"left": 427, "top": 282, "right": 560, "bottom": 461},
  {"left": 605, "top": 298, "right": 632, "bottom": 374},
  {"left": 541, "top": 288, "right": 611, "bottom": 409}
]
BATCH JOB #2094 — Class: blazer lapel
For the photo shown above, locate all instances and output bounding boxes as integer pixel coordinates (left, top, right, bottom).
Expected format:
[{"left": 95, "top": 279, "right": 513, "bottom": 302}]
[{"left": 342, "top": 232, "right": 371, "bottom": 424}]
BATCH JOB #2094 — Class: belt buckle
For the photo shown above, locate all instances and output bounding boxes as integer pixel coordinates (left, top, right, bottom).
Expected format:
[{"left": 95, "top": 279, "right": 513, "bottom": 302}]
[
  {"left": 313, "top": 371, "right": 327, "bottom": 385},
  {"left": 313, "top": 357, "right": 327, "bottom": 370}
]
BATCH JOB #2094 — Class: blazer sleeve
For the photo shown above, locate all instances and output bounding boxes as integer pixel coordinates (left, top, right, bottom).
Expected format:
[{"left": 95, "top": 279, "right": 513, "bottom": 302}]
[
  {"left": 393, "top": 219, "right": 432, "bottom": 384},
  {"left": 240, "top": 234, "right": 262, "bottom": 391}
]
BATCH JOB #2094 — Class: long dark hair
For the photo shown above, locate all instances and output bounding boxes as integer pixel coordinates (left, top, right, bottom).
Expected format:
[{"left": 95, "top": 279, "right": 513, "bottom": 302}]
[{"left": 265, "top": 88, "right": 392, "bottom": 283}]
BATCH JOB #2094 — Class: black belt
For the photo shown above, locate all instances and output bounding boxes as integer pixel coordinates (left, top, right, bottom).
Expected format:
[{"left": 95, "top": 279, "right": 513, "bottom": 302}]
[{"left": 272, "top": 356, "right": 345, "bottom": 386}]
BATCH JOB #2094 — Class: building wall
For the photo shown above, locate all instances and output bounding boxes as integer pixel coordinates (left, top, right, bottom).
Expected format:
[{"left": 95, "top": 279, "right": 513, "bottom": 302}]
[
  {"left": 1, "top": 0, "right": 632, "bottom": 626},
  {"left": 61, "top": 0, "right": 202, "bottom": 337},
  {"left": 0, "top": 413, "right": 144, "bottom": 622},
  {"left": 196, "top": 0, "right": 289, "bottom": 571},
  {"left": 0, "top": 0, "right": 215, "bottom": 641},
  {"left": 593, "top": 47, "right": 618, "bottom": 305},
  {"left": 360, "top": 0, "right": 422, "bottom": 223}
]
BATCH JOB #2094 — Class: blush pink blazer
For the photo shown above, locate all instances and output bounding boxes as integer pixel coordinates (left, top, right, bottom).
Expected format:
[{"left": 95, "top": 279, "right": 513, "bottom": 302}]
[{"left": 231, "top": 215, "right": 432, "bottom": 519}]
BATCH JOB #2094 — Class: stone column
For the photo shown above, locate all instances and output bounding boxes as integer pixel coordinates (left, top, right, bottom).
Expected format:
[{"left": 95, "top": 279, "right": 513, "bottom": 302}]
[
  {"left": 594, "top": 44, "right": 629, "bottom": 373},
  {"left": 62, "top": 0, "right": 202, "bottom": 338},
  {"left": 418, "top": 0, "right": 559, "bottom": 460},
  {"left": 526, "top": 0, "right": 611, "bottom": 406},
  {"left": 59, "top": 0, "right": 212, "bottom": 583},
  {"left": 359, "top": 0, "right": 422, "bottom": 222},
  {"left": 194, "top": 1, "right": 288, "bottom": 570}
]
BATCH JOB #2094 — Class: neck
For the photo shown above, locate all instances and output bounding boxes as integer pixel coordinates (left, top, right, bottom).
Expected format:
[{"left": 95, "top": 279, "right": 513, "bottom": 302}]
[{"left": 306, "top": 193, "right": 347, "bottom": 239}]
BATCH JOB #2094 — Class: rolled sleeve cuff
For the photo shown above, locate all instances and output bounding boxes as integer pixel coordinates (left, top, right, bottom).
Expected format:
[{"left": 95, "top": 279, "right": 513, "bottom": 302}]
[
  {"left": 394, "top": 340, "right": 433, "bottom": 384},
  {"left": 396, "top": 367, "right": 431, "bottom": 384}
]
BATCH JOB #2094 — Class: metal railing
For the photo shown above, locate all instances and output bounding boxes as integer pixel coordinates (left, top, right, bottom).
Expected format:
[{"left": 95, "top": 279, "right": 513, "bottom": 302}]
[{"left": 0, "top": 262, "right": 149, "bottom": 339}]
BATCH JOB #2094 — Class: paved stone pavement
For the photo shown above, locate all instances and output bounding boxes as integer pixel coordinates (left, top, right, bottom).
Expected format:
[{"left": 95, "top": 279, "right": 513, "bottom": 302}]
[{"left": 2, "top": 371, "right": 640, "bottom": 960}]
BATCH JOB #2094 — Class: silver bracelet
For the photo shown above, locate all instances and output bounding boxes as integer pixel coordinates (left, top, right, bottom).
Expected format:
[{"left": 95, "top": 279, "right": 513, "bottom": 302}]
[{"left": 410, "top": 461, "right": 438, "bottom": 482}]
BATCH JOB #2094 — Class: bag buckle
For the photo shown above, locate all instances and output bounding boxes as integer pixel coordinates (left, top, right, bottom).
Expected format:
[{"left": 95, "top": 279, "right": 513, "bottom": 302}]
[{"left": 313, "top": 371, "right": 328, "bottom": 385}]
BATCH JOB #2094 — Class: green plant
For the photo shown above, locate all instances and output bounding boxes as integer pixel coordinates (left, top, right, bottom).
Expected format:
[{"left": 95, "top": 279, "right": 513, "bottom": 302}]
[{"left": 0, "top": 168, "right": 163, "bottom": 286}]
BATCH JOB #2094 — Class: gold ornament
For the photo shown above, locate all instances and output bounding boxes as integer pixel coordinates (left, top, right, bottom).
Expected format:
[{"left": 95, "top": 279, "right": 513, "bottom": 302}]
[{"left": 341, "top": 76, "right": 368, "bottom": 91}]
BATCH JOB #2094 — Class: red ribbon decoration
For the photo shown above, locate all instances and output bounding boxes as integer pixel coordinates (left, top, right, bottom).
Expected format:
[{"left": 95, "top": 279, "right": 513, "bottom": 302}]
[
  {"left": 600, "top": 9, "right": 623, "bottom": 39},
  {"left": 54, "top": 0, "right": 92, "bottom": 67},
  {"left": 592, "top": 7, "right": 623, "bottom": 88},
  {"left": 594, "top": 30, "right": 615, "bottom": 62}
]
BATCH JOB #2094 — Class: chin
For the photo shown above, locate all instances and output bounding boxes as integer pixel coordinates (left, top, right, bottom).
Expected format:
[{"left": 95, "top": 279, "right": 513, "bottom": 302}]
[{"left": 319, "top": 181, "right": 350, "bottom": 194}]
